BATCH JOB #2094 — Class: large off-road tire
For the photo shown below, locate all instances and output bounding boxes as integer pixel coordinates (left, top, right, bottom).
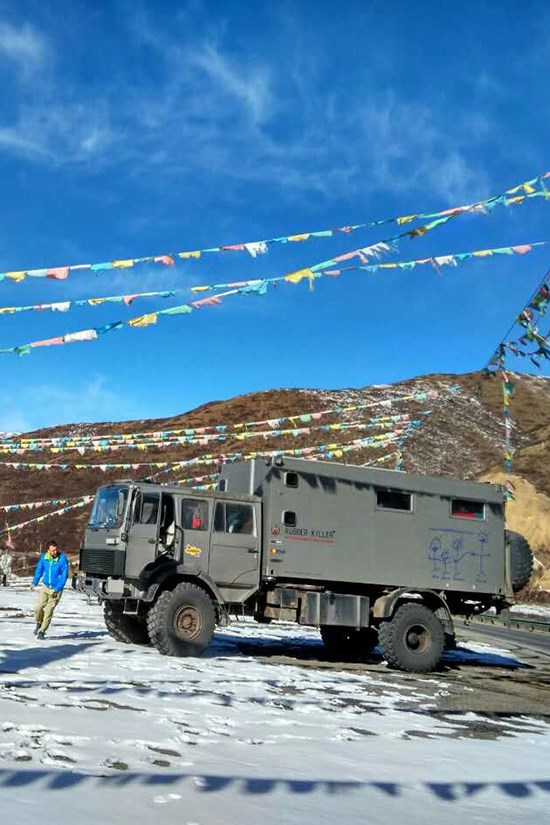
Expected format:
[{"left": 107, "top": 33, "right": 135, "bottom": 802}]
[
  {"left": 104, "top": 601, "right": 150, "bottom": 645},
  {"left": 320, "top": 625, "right": 378, "bottom": 659},
  {"left": 505, "top": 530, "right": 534, "bottom": 593},
  {"left": 147, "top": 582, "right": 216, "bottom": 657},
  {"left": 378, "top": 603, "right": 445, "bottom": 673}
]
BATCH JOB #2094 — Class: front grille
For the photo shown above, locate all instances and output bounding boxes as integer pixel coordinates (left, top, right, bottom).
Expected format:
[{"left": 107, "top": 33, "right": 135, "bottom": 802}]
[{"left": 80, "top": 548, "right": 125, "bottom": 576}]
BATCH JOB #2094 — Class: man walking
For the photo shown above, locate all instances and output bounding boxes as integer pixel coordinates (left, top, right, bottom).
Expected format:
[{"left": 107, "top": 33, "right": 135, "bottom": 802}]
[
  {"left": 0, "top": 549, "right": 12, "bottom": 586},
  {"left": 31, "top": 540, "right": 68, "bottom": 639}
]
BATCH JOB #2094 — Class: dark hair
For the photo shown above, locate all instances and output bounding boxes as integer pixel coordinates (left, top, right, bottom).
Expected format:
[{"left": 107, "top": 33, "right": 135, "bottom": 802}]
[{"left": 48, "top": 540, "right": 58, "bottom": 547}]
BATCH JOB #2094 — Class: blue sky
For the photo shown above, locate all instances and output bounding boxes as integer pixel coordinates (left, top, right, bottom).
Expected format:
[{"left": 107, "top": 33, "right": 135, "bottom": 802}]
[{"left": 0, "top": 0, "right": 549, "bottom": 431}]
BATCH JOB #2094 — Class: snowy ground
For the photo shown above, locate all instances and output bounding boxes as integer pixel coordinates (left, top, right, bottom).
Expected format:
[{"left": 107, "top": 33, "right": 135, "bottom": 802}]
[
  {"left": 510, "top": 603, "right": 550, "bottom": 619},
  {"left": 1, "top": 586, "right": 549, "bottom": 825}
]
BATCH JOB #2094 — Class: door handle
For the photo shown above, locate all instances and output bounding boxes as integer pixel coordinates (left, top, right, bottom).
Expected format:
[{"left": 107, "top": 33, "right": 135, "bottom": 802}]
[
  {"left": 247, "top": 549, "right": 259, "bottom": 554},
  {"left": 148, "top": 539, "right": 156, "bottom": 545}
]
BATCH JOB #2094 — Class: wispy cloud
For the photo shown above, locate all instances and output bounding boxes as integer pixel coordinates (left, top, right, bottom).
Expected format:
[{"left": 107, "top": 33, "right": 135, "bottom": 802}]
[
  {"left": 0, "top": 99, "right": 118, "bottom": 165},
  {"left": 193, "top": 44, "right": 273, "bottom": 125},
  {"left": 353, "top": 94, "right": 492, "bottom": 202},
  {"left": 0, "top": 11, "right": 494, "bottom": 204},
  {"left": 0, "top": 376, "right": 146, "bottom": 432},
  {"left": 0, "top": 19, "right": 48, "bottom": 77}
]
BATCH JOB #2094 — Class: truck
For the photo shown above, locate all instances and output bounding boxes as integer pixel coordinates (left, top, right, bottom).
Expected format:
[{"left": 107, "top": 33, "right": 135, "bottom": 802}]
[{"left": 80, "top": 456, "right": 533, "bottom": 672}]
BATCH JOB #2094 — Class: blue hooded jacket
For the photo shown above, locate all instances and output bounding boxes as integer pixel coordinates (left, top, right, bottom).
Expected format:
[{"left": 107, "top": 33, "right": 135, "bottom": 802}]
[{"left": 33, "top": 551, "right": 69, "bottom": 592}]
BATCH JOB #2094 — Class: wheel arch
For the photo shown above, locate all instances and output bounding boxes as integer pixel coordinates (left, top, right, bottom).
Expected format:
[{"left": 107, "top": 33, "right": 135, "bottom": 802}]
[
  {"left": 373, "top": 588, "right": 452, "bottom": 623},
  {"left": 146, "top": 569, "right": 227, "bottom": 621}
]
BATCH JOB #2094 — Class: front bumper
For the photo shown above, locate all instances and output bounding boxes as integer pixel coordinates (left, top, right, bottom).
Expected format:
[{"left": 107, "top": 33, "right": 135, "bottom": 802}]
[
  {"left": 82, "top": 575, "right": 158, "bottom": 603},
  {"left": 82, "top": 576, "right": 125, "bottom": 600}
]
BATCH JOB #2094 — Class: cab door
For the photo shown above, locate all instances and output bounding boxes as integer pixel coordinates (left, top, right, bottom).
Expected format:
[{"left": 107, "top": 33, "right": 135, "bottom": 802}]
[
  {"left": 209, "top": 500, "right": 261, "bottom": 594},
  {"left": 125, "top": 490, "right": 160, "bottom": 579}
]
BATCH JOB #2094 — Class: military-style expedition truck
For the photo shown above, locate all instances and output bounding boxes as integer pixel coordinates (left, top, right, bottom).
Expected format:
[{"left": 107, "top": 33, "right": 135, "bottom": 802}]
[{"left": 80, "top": 456, "right": 533, "bottom": 672}]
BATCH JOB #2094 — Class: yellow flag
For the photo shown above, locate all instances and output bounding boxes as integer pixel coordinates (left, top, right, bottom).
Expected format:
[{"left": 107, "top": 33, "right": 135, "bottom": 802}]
[
  {"left": 128, "top": 313, "right": 158, "bottom": 328},
  {"left": 112, "top": 259, "right": 135, "bottom": 269},
  {"left": 178, "top": 251, "right": 201, "bottom": 259},
  {"left": 288, "top": 233, "right": 311, "bottom": 242},
  {"left": 284, "top": 268, "right": 315, "bottom": 287}
]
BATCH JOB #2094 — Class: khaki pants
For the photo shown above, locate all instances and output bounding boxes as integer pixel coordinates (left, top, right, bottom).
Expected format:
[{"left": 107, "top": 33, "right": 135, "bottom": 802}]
[{"left": 34, "top": 585, "right": 62, "bottom": 633}]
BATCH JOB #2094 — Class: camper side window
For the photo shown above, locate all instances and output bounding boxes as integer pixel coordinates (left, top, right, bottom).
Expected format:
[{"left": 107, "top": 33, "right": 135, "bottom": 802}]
[
  {"left": 283, "top": 510, "right": 297, "bottom": 527},
  {"left": 375, "top": 489, "right": 412, "bottom": 512},
  {"left": 285, "top": 472, "right": 299, "bottom": 488},
  {"left": 451, "top": 499, "right": 485, "bottom": 520}
]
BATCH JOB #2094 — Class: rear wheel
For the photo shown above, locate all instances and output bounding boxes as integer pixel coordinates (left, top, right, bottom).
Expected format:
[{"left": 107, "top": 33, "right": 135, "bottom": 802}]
[
  {"left": 147, "top": 582, "right": 216, "bottom": 657},
  {"left": 103, "top": 601, "right": 150, "bottom": 645},
  {"left": 320, "top": 625, "right": 378, "bottom": 659},
  {"left": 378, "top": 603, "right": 444, "bottom": 672}
]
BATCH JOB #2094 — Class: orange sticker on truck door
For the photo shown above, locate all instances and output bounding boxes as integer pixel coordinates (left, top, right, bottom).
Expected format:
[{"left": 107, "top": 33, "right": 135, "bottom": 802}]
[{"left": 185, "top": 544, "right": 202, "bottom": 557}]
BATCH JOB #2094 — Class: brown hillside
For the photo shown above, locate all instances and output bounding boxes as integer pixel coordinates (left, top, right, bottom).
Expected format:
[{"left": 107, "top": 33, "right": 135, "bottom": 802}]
[{"left": 2, "top": 370, "right": 549, "bottom": 596}]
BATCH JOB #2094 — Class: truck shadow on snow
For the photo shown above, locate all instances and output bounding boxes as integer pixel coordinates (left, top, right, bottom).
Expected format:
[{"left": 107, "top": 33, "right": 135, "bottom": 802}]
[
  {"left": 207, "top": 632, "right": 528, "bottom": 672},
  {"left": 0, "top": 766, "right": 548, "bottom": 801},
  {"left": 52, "top": 631, "right": 107, "bottom": 641},
  {"left": 0, "top": 643, "right": 97, "bottom": 674}
]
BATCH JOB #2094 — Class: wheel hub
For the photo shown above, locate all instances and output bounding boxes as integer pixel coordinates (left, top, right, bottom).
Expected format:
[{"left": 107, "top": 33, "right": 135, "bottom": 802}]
[
  {"left": 174, "top": 604, "right": 202, "bottom": 640},
  {"left": 405, "top": 623, "right": 430, "bottom": 654}
]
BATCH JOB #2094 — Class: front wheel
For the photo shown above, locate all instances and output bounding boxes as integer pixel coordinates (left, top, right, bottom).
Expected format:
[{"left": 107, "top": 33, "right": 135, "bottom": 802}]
[
  {"left": 147, "top": 582, "right": 216, "bottom": 657},
  {"left": 378, "top": 603, "right": 444, "bottom": 672},
  {"left": 103, "top": 601, "right": 150, "bottom": 645}
]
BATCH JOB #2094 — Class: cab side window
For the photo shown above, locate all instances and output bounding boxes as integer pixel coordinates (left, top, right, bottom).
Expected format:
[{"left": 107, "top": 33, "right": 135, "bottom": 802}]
[
  {"left": 214, "top": 502, "right": 255, "bottom": 535},
  {"left": 134, "top": 493, "right": 160, "bottom": 525},
  {"left": 160, "top": 494, "right": 176, "bottom": 549},
  {"left": 182, "top": 498, "right": 208, "bottom": 531}
]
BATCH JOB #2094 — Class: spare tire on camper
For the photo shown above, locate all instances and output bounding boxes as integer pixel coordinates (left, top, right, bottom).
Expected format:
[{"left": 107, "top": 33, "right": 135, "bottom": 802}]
[{"left": 505, "top": 530, "right": 534, "bottom": 593}]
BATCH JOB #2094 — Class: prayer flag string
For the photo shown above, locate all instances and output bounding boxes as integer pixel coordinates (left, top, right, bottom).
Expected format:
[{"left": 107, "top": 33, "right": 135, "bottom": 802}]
[{"left": 0, "top": 171, "right": 547, "bottom": 285}]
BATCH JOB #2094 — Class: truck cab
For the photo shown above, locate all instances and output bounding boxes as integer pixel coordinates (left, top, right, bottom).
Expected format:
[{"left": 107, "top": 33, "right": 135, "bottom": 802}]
[{"left": 82, "top": 481, "right": 262, "bottom": 606}]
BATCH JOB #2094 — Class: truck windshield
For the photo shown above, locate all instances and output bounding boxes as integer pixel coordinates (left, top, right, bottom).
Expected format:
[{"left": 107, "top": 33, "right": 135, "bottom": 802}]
[{"left": 88, "top": 486, "right": 129, "bottom": 529}]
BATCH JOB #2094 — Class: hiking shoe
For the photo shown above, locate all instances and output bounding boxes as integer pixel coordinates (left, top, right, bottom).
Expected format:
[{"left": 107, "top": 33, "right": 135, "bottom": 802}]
[
  {"left": 33, "top": 624, "right": 41, "bottom": 636},
  {"left": 37, "top": 631, "right": 45, "bottom": 640}
]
